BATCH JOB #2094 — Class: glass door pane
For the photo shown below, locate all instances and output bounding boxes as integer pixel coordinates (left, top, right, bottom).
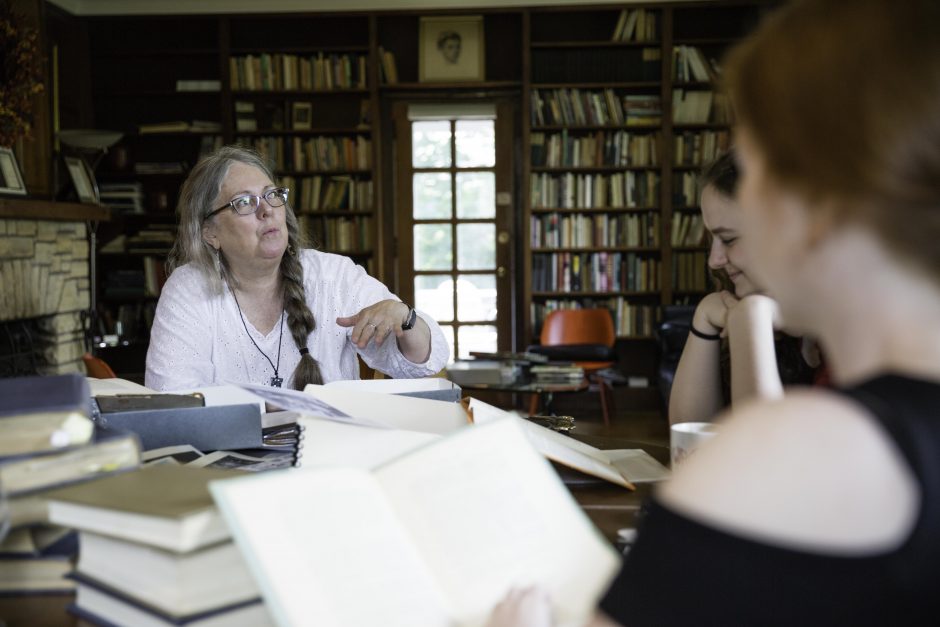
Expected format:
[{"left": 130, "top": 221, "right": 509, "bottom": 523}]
[{"left": 409, "top": 117, "right": 499, "bottom": 360}]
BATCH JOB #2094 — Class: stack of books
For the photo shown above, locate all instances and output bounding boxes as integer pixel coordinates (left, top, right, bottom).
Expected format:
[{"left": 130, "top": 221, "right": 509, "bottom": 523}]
[
  {"left": 529, "top": 364, "right": 585, "bottom": 384},
  {"left": 0, "top": 374, "right": 142, "bottom": 594},
  {"left": 98, "top": 182, "right": 144, "bottom": 214},
  {"left": 0, "top": 525, "right": 77, "bottom": 595},
  {"left": 46, "top": 465, "right": 272, "bottom": 626}
]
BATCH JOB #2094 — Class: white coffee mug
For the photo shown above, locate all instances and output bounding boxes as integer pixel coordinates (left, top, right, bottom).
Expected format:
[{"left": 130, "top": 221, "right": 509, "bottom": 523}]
[{"left": 670, "top": 422, "right": 719, "bottom": 467}]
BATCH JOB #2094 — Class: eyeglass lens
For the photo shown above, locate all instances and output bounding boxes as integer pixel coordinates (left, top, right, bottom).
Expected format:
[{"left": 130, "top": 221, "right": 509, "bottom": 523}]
[{"left": 231, "top": 188, "right": 289, "bottom": 214}]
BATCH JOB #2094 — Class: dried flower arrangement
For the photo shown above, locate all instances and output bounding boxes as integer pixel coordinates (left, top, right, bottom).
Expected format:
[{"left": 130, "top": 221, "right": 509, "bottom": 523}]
[{"left": 0, "top": 0, "right": 44, "bottom": 147}]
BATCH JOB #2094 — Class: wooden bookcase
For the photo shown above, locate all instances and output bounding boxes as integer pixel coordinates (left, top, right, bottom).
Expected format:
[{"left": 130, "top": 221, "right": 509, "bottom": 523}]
[
  {"left": 85, "top": 13, "right": 386, "bottom": 362},
  {"left": 74, "top": 2, "right": 773, "bottom": 378},
  {"left": 520, "top": 2, "right": 772, "bottom": 346}
]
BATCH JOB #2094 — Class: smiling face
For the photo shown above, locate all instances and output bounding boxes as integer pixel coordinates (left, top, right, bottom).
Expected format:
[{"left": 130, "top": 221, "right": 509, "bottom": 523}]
[
  {"left": 201, "top": 161, "right": 288, "bottom": 276},
  {"left": 701, "top": 183, "right": 759, "bottom": 297}
]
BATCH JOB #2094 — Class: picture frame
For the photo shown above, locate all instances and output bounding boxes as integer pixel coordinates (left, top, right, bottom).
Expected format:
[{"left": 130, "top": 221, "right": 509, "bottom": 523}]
[
  {"left": 0, "top": 147, "right": 27, "bottom": 196},
  {"left": 419, "top": 16, "right": 485, "bottom": 83},
  {"left": 64, "top": 155, "right": 98, "bottom": 204},
  {"left": 291, "top": 102, "right": 313, "bottom": 131}
]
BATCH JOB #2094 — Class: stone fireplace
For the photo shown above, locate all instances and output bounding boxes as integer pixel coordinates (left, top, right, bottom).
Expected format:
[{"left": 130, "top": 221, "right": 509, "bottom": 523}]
[{"left": 0, "top": 199, "right": 107, "bottom": 376}]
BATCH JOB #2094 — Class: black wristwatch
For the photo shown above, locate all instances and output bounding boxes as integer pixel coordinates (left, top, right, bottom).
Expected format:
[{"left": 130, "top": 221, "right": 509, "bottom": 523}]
[{"left": 401, "top": 305, "right": 417, "bottom": 331}]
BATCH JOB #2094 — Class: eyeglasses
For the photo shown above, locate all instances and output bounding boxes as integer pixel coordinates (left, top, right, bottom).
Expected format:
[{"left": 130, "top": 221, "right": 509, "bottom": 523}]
[{"left": 204, "top": 187, "right": 290, "bottom": 221}]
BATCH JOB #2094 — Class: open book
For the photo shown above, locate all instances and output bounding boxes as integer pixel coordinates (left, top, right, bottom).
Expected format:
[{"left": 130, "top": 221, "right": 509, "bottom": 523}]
[
  {"left": 469, "top": 399, "right": 669, "bottom": 487},
  {"left": 210, "top": 418, "right": 619, "bottom": 627}
]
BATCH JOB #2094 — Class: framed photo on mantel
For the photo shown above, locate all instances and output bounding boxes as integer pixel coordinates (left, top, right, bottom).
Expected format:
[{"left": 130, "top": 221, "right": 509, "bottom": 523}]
[
  {"left": 419, "top": 16, "right": 485, "bottom": 83},
  {"left": 64, "top": 156, "right": 97, "bottom": 204},
  {"left": 0, "top": 147, "right": 27, "bottom": 196}
]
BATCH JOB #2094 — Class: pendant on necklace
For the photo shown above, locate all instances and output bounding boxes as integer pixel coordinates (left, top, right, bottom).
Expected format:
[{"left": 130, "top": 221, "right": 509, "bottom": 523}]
[{"left": 270, "top": 376, "right": 283, "bottom": 388}]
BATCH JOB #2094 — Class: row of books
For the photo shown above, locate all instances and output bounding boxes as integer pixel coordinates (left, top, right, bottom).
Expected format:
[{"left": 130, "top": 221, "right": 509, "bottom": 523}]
[
  {"left": 672, "top": 89, "right": 733, "bottom": 125},
  {"left": 532, "top": 298, "right": 659, "bottom": 338},
  {"left": 229, "top": 53, "right": 368, "bottom": 91},
  {"left": 0, "top": 375, "right": 142, "bottom": 595},
  {"left": 530, "top": 171, "right": 660, "bottom": 209},
  {"left": 673, "top": 130, "right": 731, "bottom": 167},
  {"left": 531, "top": 89, "right": 662, "bottom": 128},
  {"left": 98, "top": 182, "right": 144, "bottom": 214},
  {"left": 234, "top": 100, "right": 370, "bottom": 132},
  {"left": 280, "top": 175, "right": 373, "bottom": 212},
  {"left": 532, "top": 251, "right": 661, "bottom": 293},
  {"left": 378, "top": 47, "right": 399, "bottom": 84},
  {"left": 612, "top": 7, "right": 658, "bottom": 42},
  {"left": 671, "top": 212, "right": 708, "bottom": 248},
  {"left": 672, "top": 45, "right": 719, "bottom": 83},
  {"left": 674, "top": 171, "right": 703, "bottom": 207},
  {"left": 240, "top": 135, "right": 372, "bottom": 173},
  {"left": 99, "top": 301, "right": 158, "bottom": 341},
  {"left": 530, "top": 211, "right": 660, "bottom": 249},
  {"left": 300, "top": 215, "right": 373, "bottom": 252},
  {"left": 530, "top": 130, "right": 660, "bottom": 168},
  {"left": 673, "top": 251, "right": 710, "bottom": 292}
]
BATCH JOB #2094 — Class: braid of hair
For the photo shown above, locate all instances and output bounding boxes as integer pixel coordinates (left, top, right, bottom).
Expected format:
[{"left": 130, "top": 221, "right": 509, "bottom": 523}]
[{"left": 280, "top": 248, "right": 323, "bottom": 389}]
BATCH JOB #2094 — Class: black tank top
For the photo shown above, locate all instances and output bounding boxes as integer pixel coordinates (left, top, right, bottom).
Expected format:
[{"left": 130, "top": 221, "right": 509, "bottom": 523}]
[{"left": 600, "top": 374, "right": 940, "bottom": 626}]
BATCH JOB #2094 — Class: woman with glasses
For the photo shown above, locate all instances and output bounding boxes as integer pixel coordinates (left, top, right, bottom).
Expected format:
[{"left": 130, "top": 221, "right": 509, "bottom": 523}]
[
  {"left": 488, "top": 0, "right": 940, "bottom": 624},
  {"left": 145, "top": 145, "right": 448, "bottom": 391}
]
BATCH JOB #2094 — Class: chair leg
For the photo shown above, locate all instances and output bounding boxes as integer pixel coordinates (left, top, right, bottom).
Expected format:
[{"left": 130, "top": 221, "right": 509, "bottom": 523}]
[
  {"left": 529, "top": 393, "right": 540, "bottom": 416},
  {"left": 598, "top": 379, "right": 612, "bottom": 428}
]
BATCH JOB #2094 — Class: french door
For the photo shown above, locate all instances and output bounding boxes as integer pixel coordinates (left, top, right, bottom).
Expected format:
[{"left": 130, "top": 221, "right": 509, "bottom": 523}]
[{"left": 393, "top": 101, "right": 514, "bottom": 361}]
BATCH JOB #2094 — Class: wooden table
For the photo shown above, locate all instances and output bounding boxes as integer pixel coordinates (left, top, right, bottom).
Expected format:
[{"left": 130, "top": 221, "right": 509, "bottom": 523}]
[{"left": 0, "top": 433, "right": 663, "bottom": 625}]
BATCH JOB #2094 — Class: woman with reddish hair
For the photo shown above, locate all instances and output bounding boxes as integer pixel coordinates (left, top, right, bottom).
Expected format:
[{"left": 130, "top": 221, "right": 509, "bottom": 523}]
[{"left": 489, "top": 0, "right": 940, "bottom": 624}]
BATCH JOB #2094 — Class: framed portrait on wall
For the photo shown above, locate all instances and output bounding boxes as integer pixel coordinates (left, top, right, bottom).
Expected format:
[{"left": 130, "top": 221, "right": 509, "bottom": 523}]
[
  {"left": 0, "top": 148, "right": 27, "bottom": 196},
  {"left": 64, "top": 156, "right": 97, "bottom": 203},
  {"left": 419, "top": 16, "right": 485, "bottom": 83}
]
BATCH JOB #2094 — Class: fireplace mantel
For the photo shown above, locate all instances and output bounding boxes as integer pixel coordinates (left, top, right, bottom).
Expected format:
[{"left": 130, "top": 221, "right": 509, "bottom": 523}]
[{"left": 0, "top": 198, "right": 110, "bottom": 222}]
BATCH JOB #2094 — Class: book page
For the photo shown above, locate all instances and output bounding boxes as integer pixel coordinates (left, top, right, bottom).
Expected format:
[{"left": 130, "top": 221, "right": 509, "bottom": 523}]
[
  {"left": 304, "top": 385, "right": 469, "bottom": 435},
  {"left": 325, "top": 378, "right": 457, "bottom": 395},
  {"left": 210, "top": 468, "right": 454, "bottom": 627},
  {"left": 605, "top": 449, "right": 670, "bottom": 483},
  {"left": 298, "top": 417, "right": 441, "bottom": 470},
  {"left": 470, "top": 399, "right": 633, "bottom": 489},
  {"left": 376, "top": 419, "right": 620, "bottom": 627},
  {"left": 86, "top": 378, "right": 157, "bottom": 396}
]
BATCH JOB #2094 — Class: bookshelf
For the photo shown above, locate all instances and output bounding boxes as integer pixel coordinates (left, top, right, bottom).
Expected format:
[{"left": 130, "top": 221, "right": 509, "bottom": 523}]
[
  {"left": 521, "top": 2, "right": 772, "bottom": 344},
  {"left": 84, "top": 13, "right": 385, "bottom": 375},
  {"left": 226, "top": 12, "right": 378, "bottom": 268},
  {"left": 72, "top": 2, "right": 772, "bottom": 377}
]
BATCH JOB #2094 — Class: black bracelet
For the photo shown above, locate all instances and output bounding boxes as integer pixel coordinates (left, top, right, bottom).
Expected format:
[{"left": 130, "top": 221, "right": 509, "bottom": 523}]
[{"left": 690, "top": 325, "right": 721, "bottom": 341}]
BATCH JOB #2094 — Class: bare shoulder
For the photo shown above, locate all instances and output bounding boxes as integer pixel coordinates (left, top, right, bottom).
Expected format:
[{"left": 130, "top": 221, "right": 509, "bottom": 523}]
[{"left": 659, "top": 388, "right": 920, "bottom": 554}]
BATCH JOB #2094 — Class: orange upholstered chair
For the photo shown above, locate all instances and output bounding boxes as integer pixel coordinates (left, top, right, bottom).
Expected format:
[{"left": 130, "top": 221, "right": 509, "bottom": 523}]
[
  {"left": 83, "top": 353, "right": 117, "bottom": 379},
  {"left": 529, "top": 309, "right": 617, "bottom": 426}
]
